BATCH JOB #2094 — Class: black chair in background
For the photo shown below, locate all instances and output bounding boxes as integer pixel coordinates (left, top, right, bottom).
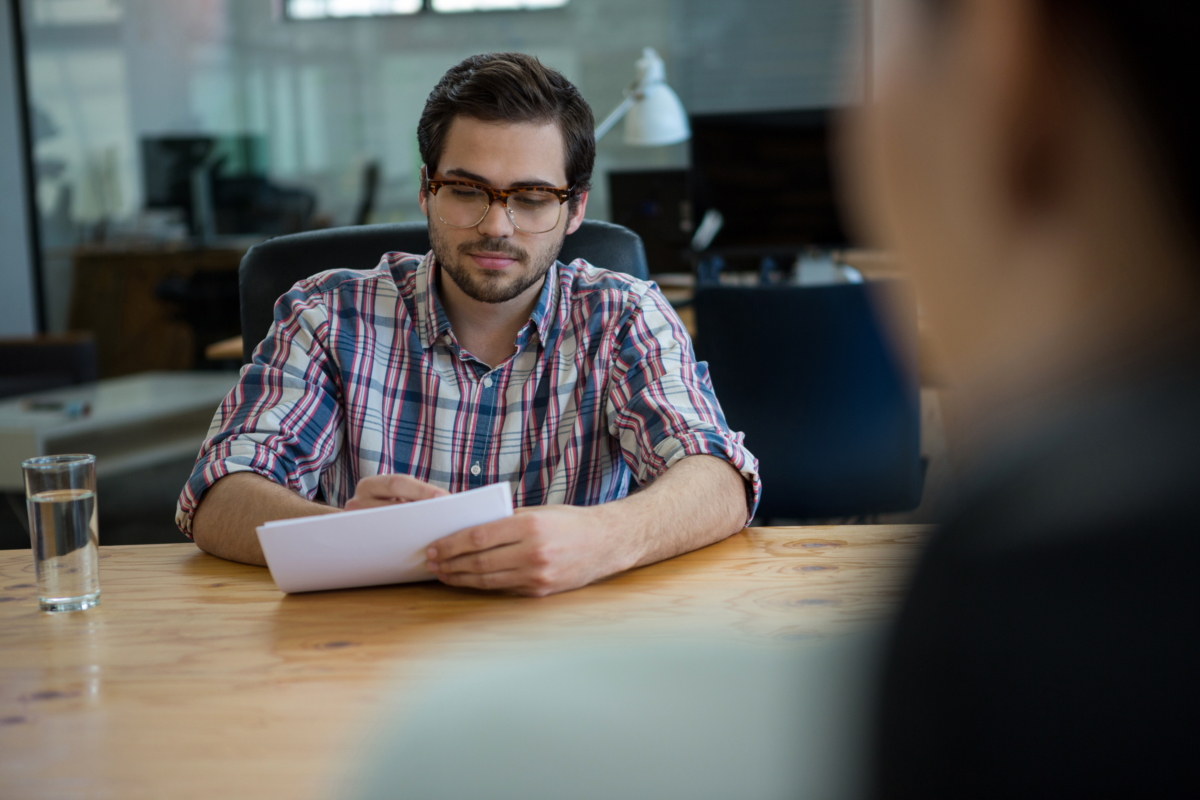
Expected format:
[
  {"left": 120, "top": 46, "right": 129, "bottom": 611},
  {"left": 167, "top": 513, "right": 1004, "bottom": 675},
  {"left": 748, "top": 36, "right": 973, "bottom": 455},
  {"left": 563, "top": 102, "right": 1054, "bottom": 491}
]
[
  {"left": 353, "top": 161, "right": 381, "bottom": 226},
  {"left": 155, "top": 271, "right": 243, "bottom": 369},
  {"left": 0, "top": 334, "right": 98, "bottom": 400},
  {"left": 694, "top": 281, "right": 923, "bottom": 520},
  {"left": 210, "top": 176, "right": 317, "bottom": 237},
  {"left": 238, "top": 219, "right": 650, "bottom": 362}
]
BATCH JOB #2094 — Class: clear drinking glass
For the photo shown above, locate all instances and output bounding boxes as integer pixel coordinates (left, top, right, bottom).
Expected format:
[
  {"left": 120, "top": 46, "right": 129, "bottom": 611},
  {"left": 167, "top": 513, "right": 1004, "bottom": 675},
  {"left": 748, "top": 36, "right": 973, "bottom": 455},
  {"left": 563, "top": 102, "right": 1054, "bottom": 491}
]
[{"left": 22, "top": 454, "right": 101, "bottom": 612}]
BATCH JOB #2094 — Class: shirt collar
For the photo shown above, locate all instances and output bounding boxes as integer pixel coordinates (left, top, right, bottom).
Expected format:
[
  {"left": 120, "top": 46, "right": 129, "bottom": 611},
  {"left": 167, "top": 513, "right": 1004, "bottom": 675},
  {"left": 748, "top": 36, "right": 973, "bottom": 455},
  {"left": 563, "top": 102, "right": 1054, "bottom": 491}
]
[
  {"left": 414, "top": 251, "right": 453, "bottom": 349},
  {"left": 527, "top": 260, "right": 559, "bottom": 346},
  {"left": 414, "top": 252, "right": 562, "bottom": 351}
]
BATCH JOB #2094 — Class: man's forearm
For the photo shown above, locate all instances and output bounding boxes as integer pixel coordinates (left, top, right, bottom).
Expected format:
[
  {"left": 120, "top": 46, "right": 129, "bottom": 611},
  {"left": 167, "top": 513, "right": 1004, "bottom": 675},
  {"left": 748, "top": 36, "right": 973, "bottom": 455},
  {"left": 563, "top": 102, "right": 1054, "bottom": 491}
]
[
  {"left": 191, "top": 472, "right": 336, "bottom": 566},
  {"left": 597, "top": 454, "right": 750, "bottom": 571}
]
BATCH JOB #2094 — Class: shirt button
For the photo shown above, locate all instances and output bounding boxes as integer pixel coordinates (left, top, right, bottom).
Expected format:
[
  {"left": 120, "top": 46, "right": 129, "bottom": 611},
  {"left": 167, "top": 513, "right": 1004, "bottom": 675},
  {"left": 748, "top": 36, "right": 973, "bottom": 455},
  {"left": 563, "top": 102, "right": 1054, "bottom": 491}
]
[
  {"left": 470, "top": 464, "right": 481, "bottom": 476},
  {"left": 483, "top": 377, "right": 493, "bottom": 388}
]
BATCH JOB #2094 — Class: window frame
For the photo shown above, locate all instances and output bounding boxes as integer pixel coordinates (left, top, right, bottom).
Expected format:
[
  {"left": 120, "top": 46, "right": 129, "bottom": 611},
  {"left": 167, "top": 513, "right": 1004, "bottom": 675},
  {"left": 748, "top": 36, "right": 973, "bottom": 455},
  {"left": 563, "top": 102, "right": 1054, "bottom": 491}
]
[{"left": 281, "top": 0, "right": 570, "bottom": 20}]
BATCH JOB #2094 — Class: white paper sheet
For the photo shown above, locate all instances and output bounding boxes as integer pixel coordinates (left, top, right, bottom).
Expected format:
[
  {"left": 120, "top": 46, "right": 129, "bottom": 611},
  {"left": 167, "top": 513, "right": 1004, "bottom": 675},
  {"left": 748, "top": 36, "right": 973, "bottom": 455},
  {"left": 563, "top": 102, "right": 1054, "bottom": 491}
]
[{"left": 255, "top": 482, "right": 514, "bottom": 594}]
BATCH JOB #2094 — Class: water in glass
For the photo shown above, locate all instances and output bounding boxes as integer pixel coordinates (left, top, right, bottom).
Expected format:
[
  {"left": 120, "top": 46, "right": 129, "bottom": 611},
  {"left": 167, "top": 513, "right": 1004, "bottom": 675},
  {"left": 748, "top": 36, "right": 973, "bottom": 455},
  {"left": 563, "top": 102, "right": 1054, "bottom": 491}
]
[{"left": 30, "top": 488, "right": 100, "bottom": 612}]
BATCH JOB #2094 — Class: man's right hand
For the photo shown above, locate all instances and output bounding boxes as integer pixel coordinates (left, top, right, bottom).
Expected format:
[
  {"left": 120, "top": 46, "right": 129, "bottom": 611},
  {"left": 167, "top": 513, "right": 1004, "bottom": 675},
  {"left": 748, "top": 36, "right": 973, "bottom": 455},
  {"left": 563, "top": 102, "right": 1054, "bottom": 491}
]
[
  {"left": 345, "top": 474, "right": 448, "bottom": 510},
  {"left": 194, "top": 472, "right": 449, "bottom": 566}
]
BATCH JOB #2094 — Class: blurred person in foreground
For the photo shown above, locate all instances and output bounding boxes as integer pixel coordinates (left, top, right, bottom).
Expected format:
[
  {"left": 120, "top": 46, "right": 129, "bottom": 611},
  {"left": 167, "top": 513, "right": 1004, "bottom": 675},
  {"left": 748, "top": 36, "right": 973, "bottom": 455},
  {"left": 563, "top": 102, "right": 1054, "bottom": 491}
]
[
  {"left": 177, "top": 53, "right": 758, "bottom": 595},
  {"left": 846, "top": 0, "right": 1200, "bottom": 795}
]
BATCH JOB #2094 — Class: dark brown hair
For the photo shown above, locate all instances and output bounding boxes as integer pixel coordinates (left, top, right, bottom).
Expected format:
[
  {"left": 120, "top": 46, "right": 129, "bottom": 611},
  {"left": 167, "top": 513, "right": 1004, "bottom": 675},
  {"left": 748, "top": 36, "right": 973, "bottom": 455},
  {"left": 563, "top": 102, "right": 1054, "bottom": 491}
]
[{"left": 417, "top": 53, "right": 595, "bottom": 213}]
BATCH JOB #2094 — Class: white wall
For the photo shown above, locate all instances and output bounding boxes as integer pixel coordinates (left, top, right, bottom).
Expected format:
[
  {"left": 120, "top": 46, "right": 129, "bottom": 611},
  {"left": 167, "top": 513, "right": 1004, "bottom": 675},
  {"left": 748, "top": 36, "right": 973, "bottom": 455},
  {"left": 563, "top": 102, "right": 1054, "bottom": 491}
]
[{"left": 1, "top": 0, "right": 37, "bottom": 337}]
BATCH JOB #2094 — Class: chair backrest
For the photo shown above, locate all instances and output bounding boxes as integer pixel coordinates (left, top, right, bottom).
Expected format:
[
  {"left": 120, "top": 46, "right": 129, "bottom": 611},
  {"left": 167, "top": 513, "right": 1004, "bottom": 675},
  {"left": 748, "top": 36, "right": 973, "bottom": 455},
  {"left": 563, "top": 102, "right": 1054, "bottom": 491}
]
[
  {"left": 693, "top": 280, "right": 922, "bottom": 520},
  {"left": 238, "top": 219, "right": 649, "bottom": 362}
]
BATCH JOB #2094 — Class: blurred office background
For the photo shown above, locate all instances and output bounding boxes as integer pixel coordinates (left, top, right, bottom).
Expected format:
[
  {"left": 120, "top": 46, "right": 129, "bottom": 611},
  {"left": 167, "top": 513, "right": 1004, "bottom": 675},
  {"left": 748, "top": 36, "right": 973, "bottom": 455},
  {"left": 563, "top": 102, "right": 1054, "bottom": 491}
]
[
  {"left": 5, "top": 0, "right": 935, "bottom": 549},
  {"left": 18, "top": 0, "right": 864, "bottom": 332}
]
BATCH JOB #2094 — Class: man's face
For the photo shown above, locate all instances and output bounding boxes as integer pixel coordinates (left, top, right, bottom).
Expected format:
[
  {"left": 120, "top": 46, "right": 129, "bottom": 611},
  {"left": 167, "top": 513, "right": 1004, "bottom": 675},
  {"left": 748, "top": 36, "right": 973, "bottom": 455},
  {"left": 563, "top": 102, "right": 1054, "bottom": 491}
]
[{"left": 420, "top": 116, "right": 587, "bottom": 305}]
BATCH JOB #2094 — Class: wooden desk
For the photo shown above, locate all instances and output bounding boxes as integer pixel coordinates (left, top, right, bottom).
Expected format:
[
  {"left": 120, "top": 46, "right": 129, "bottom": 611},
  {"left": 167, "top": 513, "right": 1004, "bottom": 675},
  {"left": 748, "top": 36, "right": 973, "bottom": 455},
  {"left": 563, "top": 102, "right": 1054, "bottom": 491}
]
[
  {"left": 204, "top": 335, "right": 245, "bottom": 362},
  {"left": 0, "top": 526, "right": 928, "bottom": 799}
]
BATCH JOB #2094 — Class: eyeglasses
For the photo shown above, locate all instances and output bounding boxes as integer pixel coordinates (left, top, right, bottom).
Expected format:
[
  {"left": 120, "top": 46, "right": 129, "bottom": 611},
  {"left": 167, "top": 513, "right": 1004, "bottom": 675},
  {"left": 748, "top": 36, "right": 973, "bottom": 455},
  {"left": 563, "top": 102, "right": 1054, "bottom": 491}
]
[{"left": 425, "top": 173, "right": 573, "bottom": 235}]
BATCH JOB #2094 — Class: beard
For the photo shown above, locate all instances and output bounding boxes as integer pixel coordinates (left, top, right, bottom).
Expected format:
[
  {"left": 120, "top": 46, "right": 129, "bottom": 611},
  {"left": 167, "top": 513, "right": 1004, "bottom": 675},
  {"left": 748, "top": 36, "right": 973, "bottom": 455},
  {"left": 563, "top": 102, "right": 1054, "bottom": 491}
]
[{"left": 429, "top": 222, "right": 565, "bottom": 305}]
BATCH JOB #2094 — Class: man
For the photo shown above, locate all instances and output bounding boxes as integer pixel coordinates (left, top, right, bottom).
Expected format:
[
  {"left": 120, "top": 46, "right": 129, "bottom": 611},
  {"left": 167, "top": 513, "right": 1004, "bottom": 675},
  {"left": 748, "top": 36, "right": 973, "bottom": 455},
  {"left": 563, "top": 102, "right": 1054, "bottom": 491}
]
[
  {"left": 176, "top": 53, "right": 759, "bottom": 596},
  {"left": 846, "top": 0, "right": 1200, "bottom": 795}
]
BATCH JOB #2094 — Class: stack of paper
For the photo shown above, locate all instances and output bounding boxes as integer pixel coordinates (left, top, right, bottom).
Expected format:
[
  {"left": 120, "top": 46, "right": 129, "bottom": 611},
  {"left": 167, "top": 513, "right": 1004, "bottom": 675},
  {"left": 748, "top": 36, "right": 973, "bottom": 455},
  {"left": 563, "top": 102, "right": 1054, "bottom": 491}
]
[{"left": 255, "top": 482, "right": 513, "bottom": 594}]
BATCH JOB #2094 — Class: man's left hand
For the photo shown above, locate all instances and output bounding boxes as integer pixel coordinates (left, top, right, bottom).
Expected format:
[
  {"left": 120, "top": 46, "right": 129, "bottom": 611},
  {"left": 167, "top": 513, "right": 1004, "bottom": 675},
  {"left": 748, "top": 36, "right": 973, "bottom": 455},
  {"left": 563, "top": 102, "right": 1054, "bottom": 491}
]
[{"left": 425, "top": 505, "right": 635, "bottom": 597}]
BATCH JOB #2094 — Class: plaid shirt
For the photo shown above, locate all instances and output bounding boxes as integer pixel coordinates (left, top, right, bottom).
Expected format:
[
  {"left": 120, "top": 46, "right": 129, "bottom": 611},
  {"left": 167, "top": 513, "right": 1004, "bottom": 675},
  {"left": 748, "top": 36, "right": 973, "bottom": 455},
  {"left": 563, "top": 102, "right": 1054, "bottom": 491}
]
[{"left": 176, "top": 252, "right": 760, "bottom": 535}]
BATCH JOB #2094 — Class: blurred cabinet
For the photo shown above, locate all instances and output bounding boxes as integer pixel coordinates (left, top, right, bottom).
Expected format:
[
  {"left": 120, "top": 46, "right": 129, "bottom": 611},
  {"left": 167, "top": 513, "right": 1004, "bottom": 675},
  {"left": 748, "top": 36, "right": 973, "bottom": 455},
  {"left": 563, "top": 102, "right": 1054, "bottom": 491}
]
[{"left": 67, "top": 245, "right": 246, "bottom": 378}]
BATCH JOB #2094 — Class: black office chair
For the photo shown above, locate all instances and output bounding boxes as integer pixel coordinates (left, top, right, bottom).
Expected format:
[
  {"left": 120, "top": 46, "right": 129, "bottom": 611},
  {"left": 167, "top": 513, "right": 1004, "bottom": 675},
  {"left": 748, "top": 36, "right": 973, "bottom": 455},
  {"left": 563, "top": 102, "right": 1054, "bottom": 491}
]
[
  {"left": 238, "top": 219, "right": 649, "bottom": 362},
  {"left": 0, "top": 334, "right": 98, "bottom": 400},
  {"left": 693, "top": 280, "right": 923, "bottom": 520}
]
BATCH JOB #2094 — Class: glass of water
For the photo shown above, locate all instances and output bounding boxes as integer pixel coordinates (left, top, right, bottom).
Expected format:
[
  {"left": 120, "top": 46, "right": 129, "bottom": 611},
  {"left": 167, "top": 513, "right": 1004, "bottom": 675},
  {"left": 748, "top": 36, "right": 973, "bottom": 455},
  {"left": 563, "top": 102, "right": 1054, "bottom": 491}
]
[{"left": 22, "top": 454, "right": 101, "bottom": 613}]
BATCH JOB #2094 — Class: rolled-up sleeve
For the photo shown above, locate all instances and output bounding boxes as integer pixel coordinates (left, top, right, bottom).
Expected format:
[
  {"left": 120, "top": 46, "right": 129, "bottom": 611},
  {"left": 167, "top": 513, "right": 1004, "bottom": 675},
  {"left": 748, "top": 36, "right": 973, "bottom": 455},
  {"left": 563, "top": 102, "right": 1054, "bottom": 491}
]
[
  {"left": 606, "top": 286, "right": 761, "bottom": 521},
  {"left": 175, "top": 284, "right": 344, "bottom": 536}
]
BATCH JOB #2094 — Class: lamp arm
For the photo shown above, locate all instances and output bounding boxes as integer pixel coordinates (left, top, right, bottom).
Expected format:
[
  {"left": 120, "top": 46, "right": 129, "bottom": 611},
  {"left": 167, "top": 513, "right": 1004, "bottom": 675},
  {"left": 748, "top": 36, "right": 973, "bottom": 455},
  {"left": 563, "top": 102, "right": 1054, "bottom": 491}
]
[{"left": 594, "top": 93, "right": 637, "bottom": 142}]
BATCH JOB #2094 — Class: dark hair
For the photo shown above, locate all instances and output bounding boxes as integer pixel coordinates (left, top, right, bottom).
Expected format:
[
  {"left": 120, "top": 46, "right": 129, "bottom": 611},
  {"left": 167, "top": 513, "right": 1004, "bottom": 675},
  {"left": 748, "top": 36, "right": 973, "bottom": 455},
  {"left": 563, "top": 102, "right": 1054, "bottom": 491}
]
[
  {"left": 924, "top": 0, "right": 1200, "bottom": 248},
  {"left": 417, "top": 53, "right": 595, "bottom": 213}
]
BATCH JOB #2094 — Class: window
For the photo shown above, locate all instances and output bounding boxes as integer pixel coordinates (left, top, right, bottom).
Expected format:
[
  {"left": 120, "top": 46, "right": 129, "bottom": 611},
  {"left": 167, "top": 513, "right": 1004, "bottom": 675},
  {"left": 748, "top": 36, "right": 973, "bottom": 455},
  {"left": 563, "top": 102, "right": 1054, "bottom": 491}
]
[
  {"left": 431, "top": 0, "right": 569, "bottom": 12},
  {"left": 26, "top": 0, "right": 122, "bottom": 25},
  {"left": 284, "top": 0, "right": 568, "bottom": 18},
  {"left": 286, "top": 0, "right": 422, "bottom": 19}
]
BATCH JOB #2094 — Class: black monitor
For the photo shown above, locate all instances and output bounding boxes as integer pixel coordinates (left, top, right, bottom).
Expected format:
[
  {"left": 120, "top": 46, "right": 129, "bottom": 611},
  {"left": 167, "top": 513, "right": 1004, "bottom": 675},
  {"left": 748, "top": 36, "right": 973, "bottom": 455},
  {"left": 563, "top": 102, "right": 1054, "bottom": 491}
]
[
  {"left": 141, "top": 136, "right": 214, "bottom": 211},
  {"left": 688, "top": 108, "right": 854, "bottom": 252},
  {"left": 607, "top": 169, "right": 691, "bottom": 274},
  {"left": 141, "top": 135, "right": 269, "bottom": 234}
]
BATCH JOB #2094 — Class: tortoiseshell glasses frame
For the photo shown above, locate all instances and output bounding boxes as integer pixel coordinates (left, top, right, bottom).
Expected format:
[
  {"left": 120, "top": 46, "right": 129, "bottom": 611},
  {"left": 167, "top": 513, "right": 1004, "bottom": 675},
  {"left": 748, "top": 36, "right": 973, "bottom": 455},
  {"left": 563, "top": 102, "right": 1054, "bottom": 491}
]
[{"left": 424, "top": 172, "right": 575, "bottom": 234}]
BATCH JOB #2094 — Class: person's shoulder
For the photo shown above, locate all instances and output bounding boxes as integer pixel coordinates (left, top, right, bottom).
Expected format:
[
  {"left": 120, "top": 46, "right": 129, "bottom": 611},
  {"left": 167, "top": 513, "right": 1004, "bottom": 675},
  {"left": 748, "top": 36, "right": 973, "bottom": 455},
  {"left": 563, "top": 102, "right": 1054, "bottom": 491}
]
[{"left": 559, "top": 258, "right": 658, "bottom": 307}]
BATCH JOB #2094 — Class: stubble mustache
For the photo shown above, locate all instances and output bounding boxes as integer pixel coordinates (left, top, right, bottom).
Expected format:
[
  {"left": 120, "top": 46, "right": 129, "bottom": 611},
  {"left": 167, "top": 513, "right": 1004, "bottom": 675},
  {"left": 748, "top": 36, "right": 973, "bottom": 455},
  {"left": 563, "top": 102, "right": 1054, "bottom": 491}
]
[{"left": 456, "top": 237, "right": 528, "bottom": 266}]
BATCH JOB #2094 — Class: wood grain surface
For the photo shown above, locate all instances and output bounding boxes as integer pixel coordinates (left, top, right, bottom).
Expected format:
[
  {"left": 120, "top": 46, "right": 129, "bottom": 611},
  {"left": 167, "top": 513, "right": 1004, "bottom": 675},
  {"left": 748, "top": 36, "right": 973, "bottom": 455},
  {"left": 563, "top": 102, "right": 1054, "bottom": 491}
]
[{"left": 0, "top": 525, "right": 929, "bottom": 800}]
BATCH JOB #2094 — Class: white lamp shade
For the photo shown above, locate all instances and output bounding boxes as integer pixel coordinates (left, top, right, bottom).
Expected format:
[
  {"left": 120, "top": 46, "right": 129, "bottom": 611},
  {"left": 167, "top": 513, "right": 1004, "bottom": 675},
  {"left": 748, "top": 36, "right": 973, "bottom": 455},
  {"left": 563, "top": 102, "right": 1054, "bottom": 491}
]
[{"left": 624, "top": 82, "right": 691, "bottom": 146}]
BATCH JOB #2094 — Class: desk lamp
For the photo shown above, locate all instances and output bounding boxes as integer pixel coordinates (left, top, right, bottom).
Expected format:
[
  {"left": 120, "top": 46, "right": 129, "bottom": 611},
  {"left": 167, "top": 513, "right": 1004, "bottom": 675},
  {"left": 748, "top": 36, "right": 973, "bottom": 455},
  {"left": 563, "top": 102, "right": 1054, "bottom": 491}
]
[{"left": 594, "top": 48, "right": 690, "bottom": 146}]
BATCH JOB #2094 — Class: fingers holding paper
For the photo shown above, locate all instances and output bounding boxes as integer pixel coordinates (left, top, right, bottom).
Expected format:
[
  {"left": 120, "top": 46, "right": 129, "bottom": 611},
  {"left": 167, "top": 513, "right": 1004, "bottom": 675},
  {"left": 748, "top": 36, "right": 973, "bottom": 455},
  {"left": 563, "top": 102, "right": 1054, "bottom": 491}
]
[
  {"left": 425, "top": 505, "right": 630, "bottom": 597},
  {"left": 344, "top": 474, "right": 448, "bottom": 511}
]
